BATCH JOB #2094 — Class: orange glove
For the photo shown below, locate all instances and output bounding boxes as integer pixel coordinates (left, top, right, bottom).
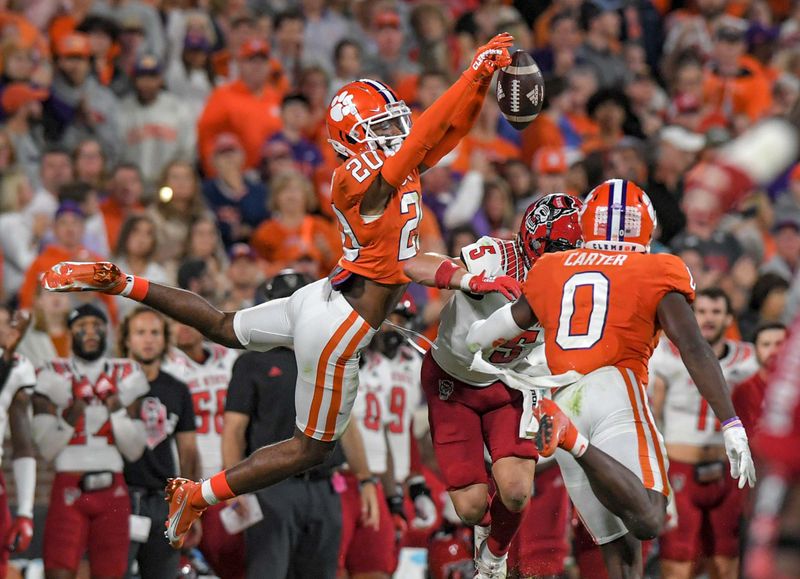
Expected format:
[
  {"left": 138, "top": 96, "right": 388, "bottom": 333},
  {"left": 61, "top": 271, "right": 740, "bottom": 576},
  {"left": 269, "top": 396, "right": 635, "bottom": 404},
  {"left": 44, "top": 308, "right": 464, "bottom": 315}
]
[{"left": 464, "top": 33, "right": 514, "bottom": 83}]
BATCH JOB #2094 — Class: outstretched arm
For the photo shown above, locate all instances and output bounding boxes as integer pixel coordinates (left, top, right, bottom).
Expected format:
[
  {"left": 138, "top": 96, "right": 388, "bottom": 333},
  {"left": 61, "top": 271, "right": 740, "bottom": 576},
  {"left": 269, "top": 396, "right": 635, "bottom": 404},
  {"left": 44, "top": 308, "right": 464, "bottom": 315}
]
[
  {"left": 656, "top": 292, "right": 735, "bottom": 420},
  {"left": 404, "top": 253, "right": 522, "bottom": 301},
  {"left": 466, "top": 296, "right": 537, "bottom": 353}
]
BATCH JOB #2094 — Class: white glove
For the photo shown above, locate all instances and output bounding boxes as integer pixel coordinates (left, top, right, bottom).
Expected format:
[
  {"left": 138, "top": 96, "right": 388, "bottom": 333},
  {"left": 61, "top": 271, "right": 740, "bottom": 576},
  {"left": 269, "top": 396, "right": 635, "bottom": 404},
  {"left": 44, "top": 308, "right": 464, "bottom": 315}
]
[
  {"left": 408, "top": 476, "right": 437, "bottom": 529},
  {"left": 722, "top": 418, "right": 756, "bottom": 489}
]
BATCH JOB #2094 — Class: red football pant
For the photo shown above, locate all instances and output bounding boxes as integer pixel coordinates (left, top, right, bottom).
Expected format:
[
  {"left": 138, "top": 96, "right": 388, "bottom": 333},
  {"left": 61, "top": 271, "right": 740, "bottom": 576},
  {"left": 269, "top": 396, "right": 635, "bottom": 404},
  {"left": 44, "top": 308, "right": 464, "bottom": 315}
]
[
  {"left": 0, "top": 471, "right": 11, "bottom": 578},
  {"left": 338, "top": 472, "right": 397, "bottom": 575},
  {"left": 199, "top": 502, "right": 246, "bottom": 579},
  {"left": 508, "top": 466, "right": 570, "bottom": 576},
  {"left": 421, "top": 352, "right": 537, "bottom": 491},
  {"left": 44, "top": 472, "right": 130, "bottom": 577},
  {"left": 660, "top": 460, "right": 744, "bottom": 561}
]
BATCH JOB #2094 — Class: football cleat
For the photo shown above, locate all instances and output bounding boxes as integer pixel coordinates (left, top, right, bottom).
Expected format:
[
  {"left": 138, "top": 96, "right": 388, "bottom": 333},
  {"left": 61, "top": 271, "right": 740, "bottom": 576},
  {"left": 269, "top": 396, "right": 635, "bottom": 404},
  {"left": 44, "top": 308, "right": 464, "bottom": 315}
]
[
  {"left": 533, "top": 399, "right": 584, "bottom": 458},
  {"left": 165, "top": 478, "right": 207, "bottom": 549},
  {"left": 474, "top": 540, "right": 508, "bottom": 579},
  {"left": 40, "top": 262, "right": 126, "bottom": 294}
]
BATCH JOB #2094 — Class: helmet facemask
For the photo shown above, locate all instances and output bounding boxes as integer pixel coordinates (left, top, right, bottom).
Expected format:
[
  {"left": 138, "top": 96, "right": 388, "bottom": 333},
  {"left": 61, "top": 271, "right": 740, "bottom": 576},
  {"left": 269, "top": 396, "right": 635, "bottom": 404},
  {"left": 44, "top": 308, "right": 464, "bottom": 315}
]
[{"left": 352, "top": 101, "right": 412, "bottom": 156}]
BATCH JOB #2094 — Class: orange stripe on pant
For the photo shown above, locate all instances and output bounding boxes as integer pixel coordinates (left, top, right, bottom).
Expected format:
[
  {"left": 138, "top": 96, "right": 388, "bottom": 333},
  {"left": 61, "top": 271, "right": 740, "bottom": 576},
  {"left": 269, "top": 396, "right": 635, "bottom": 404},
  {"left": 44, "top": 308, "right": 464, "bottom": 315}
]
[
  {"left": 304, "top": 311, "right": 359, "bottom": 438},
  {"left": 620, "top": 368, "right": 655, "bottom": 489},
  {"left": 636, "top": 378, "right": 669, "bottom": 493},
  {"left": 321, "top": 319, "right": 372, "bottom": 441}
]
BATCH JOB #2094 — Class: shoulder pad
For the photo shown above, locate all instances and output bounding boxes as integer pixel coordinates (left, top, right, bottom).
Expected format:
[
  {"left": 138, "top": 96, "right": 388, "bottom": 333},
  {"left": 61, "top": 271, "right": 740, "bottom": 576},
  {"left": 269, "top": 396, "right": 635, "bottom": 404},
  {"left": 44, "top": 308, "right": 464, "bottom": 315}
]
[
  {"left": 461, "top": 237, "right": 505, "bottom": 277},
  {"left": 34, "top": 365, "right": 72, "bottom": 407}
]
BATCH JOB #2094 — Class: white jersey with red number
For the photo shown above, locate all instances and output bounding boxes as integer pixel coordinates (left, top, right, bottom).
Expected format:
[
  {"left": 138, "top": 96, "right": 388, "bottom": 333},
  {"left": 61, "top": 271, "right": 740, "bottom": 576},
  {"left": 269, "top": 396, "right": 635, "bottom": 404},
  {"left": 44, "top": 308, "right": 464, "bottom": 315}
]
[
  {"left": 432, "top": 236, "right": 544, "bottom": 387},
  {"left": 353, "top": 346, "right": 422, "bottom": 480},
  {"left": 34, "top": 357, "right": 149, "bottom": 472},
  {"left": 649, "top": 337, "right": 758, "bottom": 446},
  {"left": 163, "top": 344, "right": 239, "bottom": 478},
  {"left": 0, "top": 350, "right": 35, "bottom": 465}
]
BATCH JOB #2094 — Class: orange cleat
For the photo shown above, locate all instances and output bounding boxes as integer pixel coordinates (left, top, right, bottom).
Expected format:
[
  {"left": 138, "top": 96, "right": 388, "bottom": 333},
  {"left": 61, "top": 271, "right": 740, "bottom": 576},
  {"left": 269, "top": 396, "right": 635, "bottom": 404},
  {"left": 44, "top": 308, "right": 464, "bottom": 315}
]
[
  {"left": 165, "top": 478, "right": 207, "bottom": 549},
  {"left": 533, "top": 399, "right": 586, "bottom": 458},
  {"left": 40, "top": 262, "right": 126, "bottom": 294}
]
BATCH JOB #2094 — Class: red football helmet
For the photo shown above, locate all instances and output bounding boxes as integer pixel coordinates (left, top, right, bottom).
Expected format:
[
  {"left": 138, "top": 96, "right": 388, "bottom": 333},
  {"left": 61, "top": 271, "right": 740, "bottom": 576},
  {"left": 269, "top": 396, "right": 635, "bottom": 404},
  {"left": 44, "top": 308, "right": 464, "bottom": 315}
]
[
  {"left": 518, "top": 193, "right": 583, "bottom": 269},
  {"left": 580, "top": 179, "right": 656, "bottom": 252},
  {"left": 428, "top": 531, "right": 473, "bottom": 579},
  {"left": 326, "top": 78, "right": 411, "bottom": 158}
]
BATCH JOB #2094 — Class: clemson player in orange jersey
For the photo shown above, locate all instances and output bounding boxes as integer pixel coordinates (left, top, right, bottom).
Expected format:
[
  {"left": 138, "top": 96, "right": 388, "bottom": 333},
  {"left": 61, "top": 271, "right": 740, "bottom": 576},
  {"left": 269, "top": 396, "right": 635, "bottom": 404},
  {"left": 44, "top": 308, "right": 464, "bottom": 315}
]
[
  {"left": 38, "top": 33, "right": 521, "bottom": 550},
  {"left": 465, "top": 179, "right": 757, "bottom": 579}
]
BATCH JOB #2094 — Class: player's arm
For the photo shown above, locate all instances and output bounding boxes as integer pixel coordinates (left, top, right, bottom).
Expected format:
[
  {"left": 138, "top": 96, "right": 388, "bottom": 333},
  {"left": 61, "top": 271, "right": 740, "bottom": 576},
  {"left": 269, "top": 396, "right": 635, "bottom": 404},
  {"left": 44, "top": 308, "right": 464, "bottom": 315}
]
[
  {"left": 404, "top": 252, "right": 522, "bottom": 300},
  {"left": 341, "top": 420, "right": 380, "bottom": 530},
  {"left": 649, "top": 375, "right": 667, "bottom": 427},
  {"left": 104, "top": 395, "right": 147, "bottom": 462},
  {"left": 0, "top": 311, "right": 30, "bottom": 394},
  {"left": 176, "top": 431, "right": 200, "bottom": 480},
  {"left": 466, "top": 295, "right": 538, "bottom": 354},
  {"left": 222, "top": 411, "right": 250, "bottom": 468},
  {"left": 40, "top": 263, "right": 243, "bottom": 349},
  {"left": 31, "top": 392, "right": 79, "bottom": 462},
  {"left": 657, "top": 291, "right": 755, "bottom": 487},
  {"left": 7, "top": 388, "right": 35, "bottom": 552}
]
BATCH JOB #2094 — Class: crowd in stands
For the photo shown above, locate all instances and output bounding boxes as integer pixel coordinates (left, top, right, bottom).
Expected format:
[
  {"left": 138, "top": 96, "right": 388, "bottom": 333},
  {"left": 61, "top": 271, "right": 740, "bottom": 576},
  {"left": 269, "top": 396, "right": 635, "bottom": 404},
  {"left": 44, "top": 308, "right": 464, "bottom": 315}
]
[{"left": 0, "top": 0, "right": 799, "bottom": 576}]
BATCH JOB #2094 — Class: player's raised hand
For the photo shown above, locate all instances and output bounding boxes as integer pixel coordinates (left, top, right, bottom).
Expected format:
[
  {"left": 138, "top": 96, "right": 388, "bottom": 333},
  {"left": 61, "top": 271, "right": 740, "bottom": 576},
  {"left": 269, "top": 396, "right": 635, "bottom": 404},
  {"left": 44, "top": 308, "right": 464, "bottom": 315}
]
[
  {"left": 466, "top": 32, "right": 514, "bottom": 81},
  {"left": 722, "top": 419, "right": 757, "bottom": 488},
  {"left": 463, "top": 271, "right": 522, "bottom": 301}
]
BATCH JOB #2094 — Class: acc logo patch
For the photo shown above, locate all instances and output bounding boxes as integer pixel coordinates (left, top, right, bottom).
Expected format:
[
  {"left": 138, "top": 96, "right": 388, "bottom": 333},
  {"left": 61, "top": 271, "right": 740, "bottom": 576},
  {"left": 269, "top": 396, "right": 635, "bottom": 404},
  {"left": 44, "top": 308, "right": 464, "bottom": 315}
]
[{"left": 438, "top": 379, "right": 454, "bottom": 401}]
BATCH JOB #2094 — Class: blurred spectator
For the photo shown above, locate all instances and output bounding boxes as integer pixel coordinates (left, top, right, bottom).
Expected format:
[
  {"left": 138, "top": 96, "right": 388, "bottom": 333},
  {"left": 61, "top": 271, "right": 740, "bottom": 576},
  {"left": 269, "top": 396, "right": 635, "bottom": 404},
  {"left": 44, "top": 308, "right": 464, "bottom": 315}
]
[
  {"left": 176, "top": 257, "right": 219, "bottom": 304},
  {"left": 740, "top": 273, "right": 790, "bottom": 340},
  {"left": 181, "top": 216, "right": 229, "bottom": 299},
  {"left": 532, "top": 10, "right": 582, "bottom": 78},
  {"left": 72, "top": 137, "right": 107, "bottom": 188},
  {"left": 165, "top": 31, "right": 215, "bottom": 123},
  {"left": 480, "top": 178, "right": 517, "bottom": 239},
  {"left": 412, "top": 70, "right": 449, "bottom": 115},
  {"left": 363, "top": 9, "right": 418, "bottom": 89},
  {"left": 113, "top": 214, "right": 169, "bottom": 319},
  {"left": 583, "top": 88, "right": 640, "bottom": 155},
  {"left": 447, "top": 223, "right": 480, "bottom": 257},
  {"left": 2, "top": 82, "right": 47, "bottom": 184},
  {"left": 302, "top": 0, "right": 354, "bottom": 75},
  {"left": 219, "top": 243, "right": 263, "bottom": 310},
  {"left": 704, "top": 18, "right": 773, "bottom": 123},
  {"left": 273, "top": 10, "right": 307, "bottom": 86},
  {"left": 44, "top": 33, "right": 121, "bottom": 161},
  {"left": 577, "top": 0, "right": 628, "bottom": 89},
  {"left": 265, "top": 94, "right": 323, "bottom": 180},
  {"left": 58, "top": 180, "right": 110, "bottom": 257},
  {"left": 501, "top": 160, "right": 536, "bottom": 211},
  {"left": 34, "top": 146, "right": 73, "bottom": 217},
  {"left": 532, "top": 147, "right": 570, "bottom": 201},
  {"left": 774, "top": 164, "right": 800, "bottom": 223},
  {"left": 76, "top": 15, "right": 125, "bottom": 96},
  {"left": 89, "top": 0, "right": 166, "bottom": 61},
  {"left": 197, "top": 38, "right": 283, "bottom": 176},
  {"left": 0, "top": 130, "right": 16, "bottom": 177},
  {"left": 410, "top": 3, "right": 456, "bottom": 75},
  {"left": 209, "top": 12, "right": 254, "bottom": 82},
  {"left": 421, "top": 151, "right": 486, "bottom": 234},
  {"left": 202, "top": 132, "right": 268, "bottom": 248},
  {"left": 451, "top": 102, "right": 521, "bottom": 174},
  {"left": 297, "top": 64, "right": 331, "bottom": 149},
  {"left": 250, "top": 172, "right": 340, "bottom": 276},
  {"left": 119, "top": 306, "right": 199, "bottom": 579},
  {"left": 329, "top": 39, "right": 363, "bottom": 97},
  {"left": 149, "top": 160, "right": 212, "bottom": 269},
  {"left": 18, "top": 202, "right": 114, "bottom": 317},
  {"left": 100, "top": 163, "right": 145, "bottom": 250},
  {"left": 119, "top": 54, "right": 196, "bottom": 191},
  {"left": 662, "top": 0, "right": 727, "bottom": 61},
  {"left": 761, "top": 217, "right": 800, "bottom": 281},
  {"left": 0, "top": 42, "right": 36, "bottom": 88},
  {"left": 16, "top": 287, "right": 71, "bottom": 367},
  {"left": 0, "top": 169, "right": 50, "bottom": 297}
]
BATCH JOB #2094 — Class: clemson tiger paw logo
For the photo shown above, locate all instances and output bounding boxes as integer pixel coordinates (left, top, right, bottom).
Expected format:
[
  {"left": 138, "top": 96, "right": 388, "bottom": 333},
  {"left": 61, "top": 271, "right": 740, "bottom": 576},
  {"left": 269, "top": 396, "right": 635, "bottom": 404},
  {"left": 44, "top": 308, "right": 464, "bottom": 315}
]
[{"left": 329, "top": 92, "right": 357, "bottom": 122}]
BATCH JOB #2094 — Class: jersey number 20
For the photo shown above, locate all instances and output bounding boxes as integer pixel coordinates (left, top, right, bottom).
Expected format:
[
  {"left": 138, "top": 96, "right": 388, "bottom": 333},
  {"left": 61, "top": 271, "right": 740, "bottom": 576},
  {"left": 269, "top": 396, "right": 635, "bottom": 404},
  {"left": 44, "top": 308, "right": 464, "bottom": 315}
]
[{"left": 556, "top": 272, "right": 609, "bottom": 350}]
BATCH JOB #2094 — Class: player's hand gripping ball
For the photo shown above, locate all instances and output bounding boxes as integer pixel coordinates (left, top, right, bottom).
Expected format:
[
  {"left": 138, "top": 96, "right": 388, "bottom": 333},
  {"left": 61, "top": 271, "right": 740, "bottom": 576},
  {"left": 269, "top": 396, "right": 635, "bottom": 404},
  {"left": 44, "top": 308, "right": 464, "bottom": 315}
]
[{"left": 496, "top": 50, "right": 545, "bottom": 130}]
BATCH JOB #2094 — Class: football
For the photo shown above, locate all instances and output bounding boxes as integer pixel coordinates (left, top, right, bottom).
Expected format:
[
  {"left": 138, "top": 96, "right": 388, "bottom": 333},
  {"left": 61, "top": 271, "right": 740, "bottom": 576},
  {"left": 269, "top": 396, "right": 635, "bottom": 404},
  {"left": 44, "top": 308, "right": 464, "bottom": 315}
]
[{"left": 496, "top": 50, "right": 545, "bottom": 130}]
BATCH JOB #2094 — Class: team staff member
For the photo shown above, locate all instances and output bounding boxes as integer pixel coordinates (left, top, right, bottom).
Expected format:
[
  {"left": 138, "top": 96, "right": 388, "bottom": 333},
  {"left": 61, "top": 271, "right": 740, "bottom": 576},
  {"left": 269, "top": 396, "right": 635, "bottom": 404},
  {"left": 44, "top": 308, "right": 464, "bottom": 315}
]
[
  {"left": 32, "top": 304, "right": 149, "bottom": 579},
  {"left": 222, "top": 271, "right": 379, "bottom": 579},
  {"left": 119, "top": 307, "right": 200, "bottom": 579}
]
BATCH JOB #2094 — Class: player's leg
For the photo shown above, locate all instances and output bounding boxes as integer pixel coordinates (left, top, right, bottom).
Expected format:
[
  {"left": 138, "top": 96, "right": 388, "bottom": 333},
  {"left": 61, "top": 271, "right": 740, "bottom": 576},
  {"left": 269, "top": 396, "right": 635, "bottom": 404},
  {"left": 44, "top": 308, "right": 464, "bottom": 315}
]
[
  {"left": 44, "top": 474, "right": 89, "bottom": 579},
  {"left": 86, "top": 474, "right": 131, "bottom": 579},
  {"left": 659, "top": 462, "right": 703, "bottom": 579},
  {"left": 707, "top": 475, "right": 744, "bottom": 579},
  {"left": 342, "top": 473, "right": 396, "bottom": 579}
]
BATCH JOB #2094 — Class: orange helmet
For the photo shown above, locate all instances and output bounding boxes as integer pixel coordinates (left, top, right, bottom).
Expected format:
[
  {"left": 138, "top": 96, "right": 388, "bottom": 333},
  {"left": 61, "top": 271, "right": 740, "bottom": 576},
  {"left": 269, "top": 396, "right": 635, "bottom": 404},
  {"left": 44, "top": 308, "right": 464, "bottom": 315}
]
[
  {"left": 326, "top": 79, "right": 411, "bottom": 158},
  {"left": 580, "top": 179, "right": 656, "bottom": 252}
]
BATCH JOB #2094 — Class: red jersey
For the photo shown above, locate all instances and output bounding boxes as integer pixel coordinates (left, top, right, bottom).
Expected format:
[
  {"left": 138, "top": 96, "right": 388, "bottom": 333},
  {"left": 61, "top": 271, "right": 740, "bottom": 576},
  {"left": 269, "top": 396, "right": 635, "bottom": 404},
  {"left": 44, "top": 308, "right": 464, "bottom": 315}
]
[
  {"left": 732, "top": 372, "right": 767, "bottom": 438},
  {"left": 524, "top": 249, "right": 696, "bottom": 384},
  {"left": 330, "top": 150, "right": 422, "bottom": 285}
]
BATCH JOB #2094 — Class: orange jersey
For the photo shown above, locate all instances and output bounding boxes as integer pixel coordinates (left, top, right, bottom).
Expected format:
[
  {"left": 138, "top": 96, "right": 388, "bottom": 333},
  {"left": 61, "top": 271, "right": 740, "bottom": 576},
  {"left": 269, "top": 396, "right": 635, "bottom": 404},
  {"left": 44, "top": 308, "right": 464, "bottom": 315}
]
[
  {"left": 525, "top": 249, "right": 695, "bottom": 384},
  {"left": 330, "top": 150, "right": 422, "bottom": 285}
]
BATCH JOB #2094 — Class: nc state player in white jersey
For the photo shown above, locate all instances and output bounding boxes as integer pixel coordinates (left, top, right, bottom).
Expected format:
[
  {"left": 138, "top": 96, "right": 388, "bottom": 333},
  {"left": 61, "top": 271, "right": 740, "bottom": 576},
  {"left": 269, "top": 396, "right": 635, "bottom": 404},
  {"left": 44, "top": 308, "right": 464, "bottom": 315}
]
[
  {"left": 649, "top": 287, "right": 758, "bottom": 579},
  {"left": 162, "top": 322, "right": 244, "bottom": 579},
  {"left": 404, "top": 193, "right": 583, "bottom": 578},
  {"left": 344, "top": 295, "right": 433, "bottom": 578},
  {"left": 32, "top": 304, "right": 149, "bottom": 579},
  {"left": 0, "top": 308, "right": 37, "bottom": 577}
]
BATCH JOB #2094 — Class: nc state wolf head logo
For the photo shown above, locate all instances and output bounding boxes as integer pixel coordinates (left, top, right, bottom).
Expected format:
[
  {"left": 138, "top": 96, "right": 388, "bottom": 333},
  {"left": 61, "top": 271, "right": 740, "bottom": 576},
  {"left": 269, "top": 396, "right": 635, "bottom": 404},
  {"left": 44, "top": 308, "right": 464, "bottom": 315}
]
[
  {"left": 527, "top": 194, "right": 579, "bottom": 232},
  {"left": 438, "top": 379, "right": 454, "bottom": 401},
  {"left": 329, "top": 91, "right": 357, "bottom": 122}
]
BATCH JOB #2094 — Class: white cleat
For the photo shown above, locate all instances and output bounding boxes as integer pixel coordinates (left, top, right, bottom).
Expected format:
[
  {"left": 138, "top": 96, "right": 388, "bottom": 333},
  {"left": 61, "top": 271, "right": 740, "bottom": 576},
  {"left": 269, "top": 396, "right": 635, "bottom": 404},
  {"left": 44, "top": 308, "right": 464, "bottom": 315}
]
[{"left": 474, "top": 536, "right": 507, "bottom": 579}]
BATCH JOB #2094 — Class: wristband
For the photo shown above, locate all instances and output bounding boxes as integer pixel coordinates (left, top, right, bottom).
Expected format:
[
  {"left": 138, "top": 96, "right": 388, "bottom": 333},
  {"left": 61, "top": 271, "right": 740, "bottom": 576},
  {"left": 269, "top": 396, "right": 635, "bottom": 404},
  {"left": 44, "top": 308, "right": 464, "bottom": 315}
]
[
  {"left": 200, "top": 471, "right": 235, "bottom": 506},
  {"left": 358, "top": 476, "right": 380, "bottom": 489},
  {"left": 459, "top": 273, "right": 476, "bottom": 292},
  {"left": 434, "top": 260, "right": 460, "bottom": 289},
  {"left": 120, "top": 275, "right": 150, "bottom": 301},
  {"left": 722, "top": 416, "right": 743, "bottom": 430}
]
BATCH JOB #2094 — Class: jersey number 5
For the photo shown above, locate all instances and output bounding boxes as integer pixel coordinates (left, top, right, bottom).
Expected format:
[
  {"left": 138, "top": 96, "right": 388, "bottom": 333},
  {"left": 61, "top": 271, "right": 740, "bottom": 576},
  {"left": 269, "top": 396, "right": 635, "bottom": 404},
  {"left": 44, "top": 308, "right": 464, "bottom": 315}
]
[{"left": 556, "top": 272, "right": 610, "bottom": 350}]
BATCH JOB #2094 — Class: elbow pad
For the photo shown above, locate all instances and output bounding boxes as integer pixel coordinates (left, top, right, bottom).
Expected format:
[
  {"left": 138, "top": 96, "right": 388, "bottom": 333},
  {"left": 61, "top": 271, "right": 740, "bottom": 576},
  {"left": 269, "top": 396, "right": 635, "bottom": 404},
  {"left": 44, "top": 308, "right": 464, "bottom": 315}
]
[
  {"left": 32, "top": 414, "right": 74, "bottom": 462},
  {"left": 110, "top": 409, "right": 147, "bottom": 462}
]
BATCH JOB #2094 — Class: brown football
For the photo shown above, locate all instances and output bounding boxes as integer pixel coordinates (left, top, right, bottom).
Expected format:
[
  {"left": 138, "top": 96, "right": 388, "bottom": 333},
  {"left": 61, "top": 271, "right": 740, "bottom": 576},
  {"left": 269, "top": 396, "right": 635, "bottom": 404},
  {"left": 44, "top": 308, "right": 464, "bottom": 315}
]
[{"left": 496, "top": 50, "right": 545, "bottom": 130}]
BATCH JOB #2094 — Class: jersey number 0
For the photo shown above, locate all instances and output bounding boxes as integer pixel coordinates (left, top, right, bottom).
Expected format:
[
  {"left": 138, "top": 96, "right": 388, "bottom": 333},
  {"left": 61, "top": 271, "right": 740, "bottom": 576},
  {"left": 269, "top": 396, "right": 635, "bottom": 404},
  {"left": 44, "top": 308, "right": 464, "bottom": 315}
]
[{"left": 556, "top": 272, "right": 610, "bottom": 350}]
